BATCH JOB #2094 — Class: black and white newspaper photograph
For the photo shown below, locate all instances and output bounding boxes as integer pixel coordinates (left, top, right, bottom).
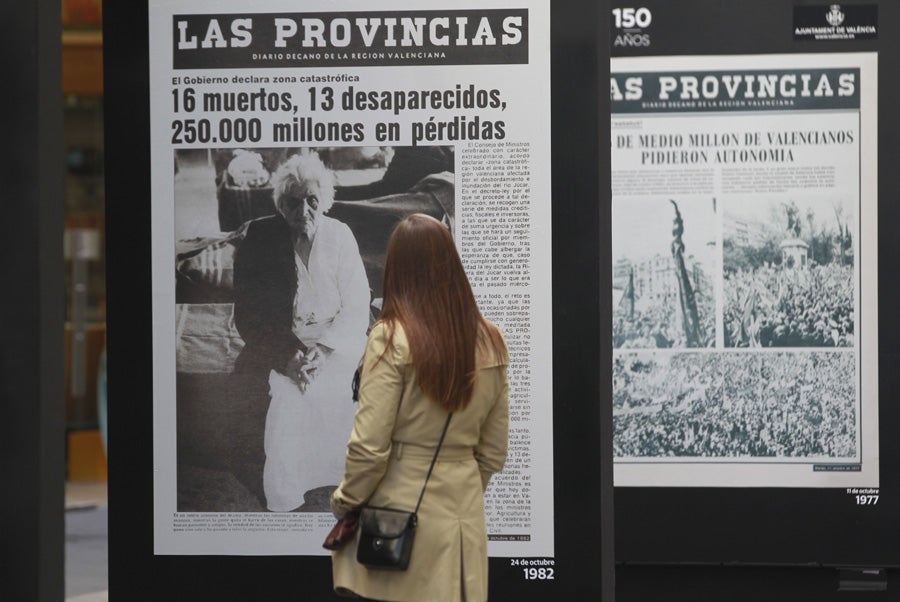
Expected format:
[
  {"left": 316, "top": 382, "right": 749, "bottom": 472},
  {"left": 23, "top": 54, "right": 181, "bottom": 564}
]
[
  {"left": 723, "top": 196, "right": 855, "bottom": 348},
  {"left": 611, "top": 53, "right": 878, "bottom": 488},
  {"left": 614, "top": 351, "right": 856, "bottom": 459},
  {"left": 613, "top": 196, "right": 716, "bottom": 349},
  {"left": 175, "top": 145, "right": 455, "bottom": 516},
  {"left": 150, "top": 0, "right": 552, "bottom": 555}
]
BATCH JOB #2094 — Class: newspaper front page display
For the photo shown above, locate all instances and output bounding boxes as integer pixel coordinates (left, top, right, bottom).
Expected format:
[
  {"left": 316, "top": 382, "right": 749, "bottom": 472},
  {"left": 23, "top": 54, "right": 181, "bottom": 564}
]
[
  {"left": 611, "top": 53, "right": 878, "bottom": 488},
  {"left": 150, "top": 0, "right": 552, "bottom": 555}
]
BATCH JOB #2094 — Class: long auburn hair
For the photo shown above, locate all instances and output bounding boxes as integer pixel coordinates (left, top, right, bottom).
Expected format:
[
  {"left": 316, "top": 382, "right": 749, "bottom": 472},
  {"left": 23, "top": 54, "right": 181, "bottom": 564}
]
[{"left": 379, "top": 214, "right": 506, "bottom": 411}]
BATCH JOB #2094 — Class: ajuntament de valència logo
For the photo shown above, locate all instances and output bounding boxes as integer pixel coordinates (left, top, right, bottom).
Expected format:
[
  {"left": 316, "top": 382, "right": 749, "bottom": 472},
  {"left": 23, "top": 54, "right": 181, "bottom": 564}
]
[{"left": 826, "top": 4, "right": 846, "bottom": 27}]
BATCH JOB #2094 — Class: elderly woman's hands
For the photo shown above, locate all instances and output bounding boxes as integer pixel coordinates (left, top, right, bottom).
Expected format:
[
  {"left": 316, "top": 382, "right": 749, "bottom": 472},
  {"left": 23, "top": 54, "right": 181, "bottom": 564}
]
[{"left": 284, "top": 345, "right": 333, "bottom": 392}]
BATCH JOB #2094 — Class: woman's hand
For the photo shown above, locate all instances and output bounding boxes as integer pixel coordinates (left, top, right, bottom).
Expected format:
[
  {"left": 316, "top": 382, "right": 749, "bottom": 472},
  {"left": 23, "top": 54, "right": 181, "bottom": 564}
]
[{"left": 284, "top": 345, "right": 332, "bottom": 391}]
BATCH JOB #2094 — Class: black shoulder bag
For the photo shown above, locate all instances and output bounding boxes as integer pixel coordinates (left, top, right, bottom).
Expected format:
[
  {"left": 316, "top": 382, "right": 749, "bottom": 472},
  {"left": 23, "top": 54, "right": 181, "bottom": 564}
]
[{"left": 356, "top": 413, "right": 452, "bottom": 570}]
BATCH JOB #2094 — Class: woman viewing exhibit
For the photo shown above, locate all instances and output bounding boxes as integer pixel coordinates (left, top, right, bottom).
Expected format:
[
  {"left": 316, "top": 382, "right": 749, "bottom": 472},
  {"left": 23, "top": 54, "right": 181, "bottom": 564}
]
[
  {"left": 330, "top": 214, "right": 509, "bottom": 602},
  {"left": 232, "top": 152, "right": 370, "bottom": 512}
]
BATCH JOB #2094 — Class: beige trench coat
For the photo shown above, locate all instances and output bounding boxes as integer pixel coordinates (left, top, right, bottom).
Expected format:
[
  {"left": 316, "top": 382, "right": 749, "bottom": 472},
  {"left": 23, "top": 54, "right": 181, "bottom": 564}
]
[{"left": 331, "top": 321, "right": 509, "bottom": 602}]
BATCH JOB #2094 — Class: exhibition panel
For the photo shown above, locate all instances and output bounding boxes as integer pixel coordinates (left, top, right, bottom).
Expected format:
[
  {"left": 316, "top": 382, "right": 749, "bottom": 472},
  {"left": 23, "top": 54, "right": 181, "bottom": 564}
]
[
  {"left": 107, "top": 0, "right": 611, "bottom": 599},
  {"left": 611, "top": 0, "right": 900, "bottom": 572}
]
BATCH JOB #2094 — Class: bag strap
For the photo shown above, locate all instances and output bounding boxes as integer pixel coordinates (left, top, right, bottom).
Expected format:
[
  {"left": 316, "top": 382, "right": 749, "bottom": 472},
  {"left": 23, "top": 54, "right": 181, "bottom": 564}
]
[{"left": 413, "top": 412, "right": 452, "bottom": 515}]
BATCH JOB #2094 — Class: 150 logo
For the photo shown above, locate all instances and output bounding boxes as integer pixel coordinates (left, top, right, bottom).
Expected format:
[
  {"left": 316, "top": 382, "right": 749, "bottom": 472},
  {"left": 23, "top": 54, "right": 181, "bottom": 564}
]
[{"left": 612, "top": 7, "right": 652, "bottom": 47}]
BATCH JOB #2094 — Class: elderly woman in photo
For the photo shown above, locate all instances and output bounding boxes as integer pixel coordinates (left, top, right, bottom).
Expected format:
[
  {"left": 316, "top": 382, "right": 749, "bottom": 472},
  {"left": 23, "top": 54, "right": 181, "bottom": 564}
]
[{"left": 233, "top": 152, "right": 370, "bottom": 512}]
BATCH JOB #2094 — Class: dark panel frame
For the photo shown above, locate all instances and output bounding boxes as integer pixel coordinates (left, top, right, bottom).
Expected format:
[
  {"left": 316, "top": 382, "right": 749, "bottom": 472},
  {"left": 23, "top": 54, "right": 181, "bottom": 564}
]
[
  {"left": 0, "top": 0, "right": 65, "bottom": 600},
  {"left": 106, "top": 1, "right": 613, "bottom": 600}
]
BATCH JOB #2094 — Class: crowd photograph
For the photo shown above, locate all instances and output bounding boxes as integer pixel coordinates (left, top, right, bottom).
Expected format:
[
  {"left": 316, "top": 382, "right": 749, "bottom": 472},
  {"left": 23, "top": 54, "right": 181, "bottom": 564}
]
[
  {"left": 613, "top": 351, "right": 857, "bottom": 459},
  {"left": 723, "top": 197, "right": 855, "bottom": 348}
]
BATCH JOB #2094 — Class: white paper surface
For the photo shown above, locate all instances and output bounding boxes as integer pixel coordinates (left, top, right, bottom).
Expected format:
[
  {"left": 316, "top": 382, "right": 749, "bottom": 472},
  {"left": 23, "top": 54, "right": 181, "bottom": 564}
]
[
  {"left": 150, "top": 0, "right": 553, "bottom": 556},
  {"left": 611, "top": 53, "right": 878, "bottom": 488}
]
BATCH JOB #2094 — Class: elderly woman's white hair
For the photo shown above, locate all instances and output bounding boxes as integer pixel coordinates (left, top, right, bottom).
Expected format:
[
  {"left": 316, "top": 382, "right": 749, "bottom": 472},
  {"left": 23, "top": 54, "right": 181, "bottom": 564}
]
[{"left": 271, "top": 152, "right": 336, "bottom": 215}]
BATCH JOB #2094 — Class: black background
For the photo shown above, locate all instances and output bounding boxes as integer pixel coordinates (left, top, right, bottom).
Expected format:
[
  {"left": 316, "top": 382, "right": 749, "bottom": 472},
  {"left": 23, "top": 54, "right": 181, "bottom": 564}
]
[
  {"left": 108, "top": 0, "right": 900, "bottom": 599},
  {"left": 612, "top": 0, "right": 900, "bottom": 599},
  {"left": 106, "top": 0, "right": 612, "bottom": 600}
]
